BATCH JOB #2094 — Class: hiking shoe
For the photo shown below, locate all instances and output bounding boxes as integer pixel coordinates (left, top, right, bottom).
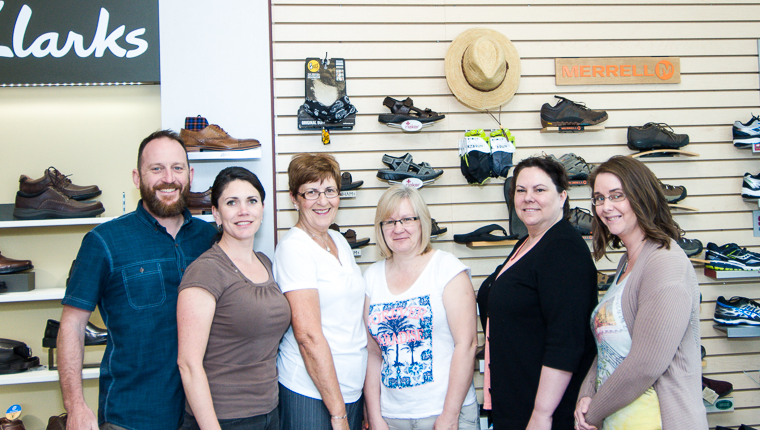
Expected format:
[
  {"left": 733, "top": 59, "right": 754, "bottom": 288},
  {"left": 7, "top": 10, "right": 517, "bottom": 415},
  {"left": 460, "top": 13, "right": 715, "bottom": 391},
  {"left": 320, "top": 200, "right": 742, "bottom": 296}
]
[
  {"left": 660, "top": 182, "right": 687, "bottom": 203},
  {"left": 627, "top": 123, "right": 689, "bottom": 151},
  {"left": 540, "top": 96, "right": 608, "bottom": 128},
  {"left": 705, "top": 242, "right": 760, "bottom": 271},
  {"left": 558, "top": 153, "right": 592, "bottom": 180},
  {"left": 714, "top": 296, "right": 760, "bottom": 325},
  {"left": 741, "top": 172, "right": 760, "bottom": 199},
  {"left": 677, "top": 236, "right": 703, "bottom": 257},
  {"left": 733, "top": 114, "right": 760, "bottom": 148},
  {"left": 569, "top": 207, "right": 594, "bottom": 236}
]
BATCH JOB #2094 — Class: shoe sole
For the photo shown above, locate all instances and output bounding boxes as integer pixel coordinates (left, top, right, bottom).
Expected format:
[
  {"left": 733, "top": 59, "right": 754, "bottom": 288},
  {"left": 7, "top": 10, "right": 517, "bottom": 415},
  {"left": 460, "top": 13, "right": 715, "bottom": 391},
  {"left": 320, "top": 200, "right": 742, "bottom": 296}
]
[
  {"left": 713, "top": 316, "right": 760, "bottom": 326},
  {"left": 69, "top": 190, "right": 103, "bottom": 201},
  {"left": 0, "top": 264, "right": 33, "bottom": 274},
  {"left": 378, "top": 114, "right": 444, "bottom": 124},
  {"left": 742, "top": 187, "right": 760, "bottom": 199},
  {"left": 376, "top": 171, "right": 443, "bottom": 182},
  {"left": 13, "top": 207, "right": 105, "bottom": 219},
  {"left": 734, "top": 137, "right": 760, "bottom": 148},
  {"left": 705, "top": 260, "right": 760, "bottom": 271},
  {"left": 540, "top": 112, "right": 608, "bottom": 128},
  {"left": 186, "top": 143, "right": 261, "bottom": 151},
  {"left": 627, "top": 139, "right": 690, "bottom": 151}
]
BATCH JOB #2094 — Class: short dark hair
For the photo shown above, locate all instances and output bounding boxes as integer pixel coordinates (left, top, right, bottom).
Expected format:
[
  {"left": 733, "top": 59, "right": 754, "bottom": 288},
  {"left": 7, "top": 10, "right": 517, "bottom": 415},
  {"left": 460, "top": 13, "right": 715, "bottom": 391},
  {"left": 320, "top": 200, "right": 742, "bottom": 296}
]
[
  {"left": 509, "top": 156, "right": 570, "bottom": 219},
  {"left": 287, "top": 153, "right": 341, "bottom": 196},
  {"left": 137, "top": 130, "right": 188, "bottom": 170},
  {"left": 211, "top": 166, "right": 266, "bottom": 208},
  {"left": 588, "top": 156, "right": 680, "bottom": 260}
]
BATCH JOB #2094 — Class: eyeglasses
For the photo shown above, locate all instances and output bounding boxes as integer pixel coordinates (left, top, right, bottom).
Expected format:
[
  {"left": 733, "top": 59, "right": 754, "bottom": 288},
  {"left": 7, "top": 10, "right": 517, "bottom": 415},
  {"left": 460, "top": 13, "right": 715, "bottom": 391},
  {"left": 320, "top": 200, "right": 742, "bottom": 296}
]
[
  {"left": 379, "top": 217, "right": 419, "bottom": 229},
  {"left": 298, "top": 188, "right": 339, "bottom": 200},
  {"left": 591, "top": 193, "right": 626, "bottom": 206}
]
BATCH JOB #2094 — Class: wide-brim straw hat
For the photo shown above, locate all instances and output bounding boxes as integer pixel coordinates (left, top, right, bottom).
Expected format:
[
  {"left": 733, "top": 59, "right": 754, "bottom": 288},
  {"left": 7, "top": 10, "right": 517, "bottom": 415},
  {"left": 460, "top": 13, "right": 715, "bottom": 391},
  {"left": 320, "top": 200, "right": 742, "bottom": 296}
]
[{"left": 445, "top": 28, "right": 521, "bottom": 111}]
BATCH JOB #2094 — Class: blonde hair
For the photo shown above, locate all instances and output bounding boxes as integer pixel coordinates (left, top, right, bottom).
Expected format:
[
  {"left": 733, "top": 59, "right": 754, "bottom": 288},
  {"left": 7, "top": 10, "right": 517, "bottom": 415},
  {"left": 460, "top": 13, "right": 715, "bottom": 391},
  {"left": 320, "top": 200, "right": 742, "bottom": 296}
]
[{"left": 374, "top": 185, "right": 432, "bottom": 258}]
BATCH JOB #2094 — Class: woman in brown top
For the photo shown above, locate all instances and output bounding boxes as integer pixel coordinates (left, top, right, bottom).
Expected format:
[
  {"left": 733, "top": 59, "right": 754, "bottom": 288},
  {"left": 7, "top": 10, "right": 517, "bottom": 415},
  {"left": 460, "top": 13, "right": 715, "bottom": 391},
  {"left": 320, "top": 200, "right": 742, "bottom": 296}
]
[{"left": 177, "top": 167, "right": 291, "bottom": 430}]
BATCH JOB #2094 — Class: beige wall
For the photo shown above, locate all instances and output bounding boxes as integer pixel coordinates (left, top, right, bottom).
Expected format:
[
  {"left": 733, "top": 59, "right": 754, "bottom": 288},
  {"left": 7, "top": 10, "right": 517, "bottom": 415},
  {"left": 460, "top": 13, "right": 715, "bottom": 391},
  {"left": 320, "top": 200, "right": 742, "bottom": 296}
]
[
  {"left": 0, "top": 85, "right": 160, "bottom": 426},
  {"left": 271, "top": 1, "right": 760, "bottom": 428}
]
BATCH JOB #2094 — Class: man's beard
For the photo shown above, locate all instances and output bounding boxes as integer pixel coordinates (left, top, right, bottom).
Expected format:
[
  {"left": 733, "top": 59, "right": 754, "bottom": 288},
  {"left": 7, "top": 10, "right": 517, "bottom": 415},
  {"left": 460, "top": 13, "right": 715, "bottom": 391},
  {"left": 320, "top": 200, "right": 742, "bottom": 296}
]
[{"left": 140, "top": 180, "right": 190, "bottom": 218}]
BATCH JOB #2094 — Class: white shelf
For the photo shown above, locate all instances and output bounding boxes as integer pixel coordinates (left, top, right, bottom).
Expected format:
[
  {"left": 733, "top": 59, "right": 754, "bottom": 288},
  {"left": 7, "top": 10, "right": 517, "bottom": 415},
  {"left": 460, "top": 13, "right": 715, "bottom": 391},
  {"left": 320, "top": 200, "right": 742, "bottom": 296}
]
[
  {"left": 0, "top": 204, "right": 115, "bottom": 229},
  {"left": 0, "top": 367, "right": 99, "bottom": 385},
  {"left": 0, "top": 287, "right": 65, "bottom": 303},
  {"left": 714, "top": 324, "right": 760, "bottom": 338},
  {"left": 187, "top": 147, "right": 261, "bottom": 161}
]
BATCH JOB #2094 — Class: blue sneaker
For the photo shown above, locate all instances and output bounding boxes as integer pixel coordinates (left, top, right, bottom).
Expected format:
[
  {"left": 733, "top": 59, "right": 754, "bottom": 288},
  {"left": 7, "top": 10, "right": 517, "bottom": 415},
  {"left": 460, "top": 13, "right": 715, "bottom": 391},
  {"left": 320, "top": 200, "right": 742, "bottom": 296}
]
[
  {"left": 714, "top": 296, "right": 760, "bottom": 325},
  {"left": 733, "top": 114, "right": 760, "bottom": 148},
  {"left": 705, "top": 242, "right": 760, "bottom": 271}
]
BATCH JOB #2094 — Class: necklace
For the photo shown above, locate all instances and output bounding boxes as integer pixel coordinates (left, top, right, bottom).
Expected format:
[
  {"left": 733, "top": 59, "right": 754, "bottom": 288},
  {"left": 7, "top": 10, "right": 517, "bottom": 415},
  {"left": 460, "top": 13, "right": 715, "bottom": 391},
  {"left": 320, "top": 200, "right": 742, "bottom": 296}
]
[
  {"left": 310, "top": 231, "right": 331, "bottom": 252},
  {"left": 623, "top": 239, "right": 646, "bottom": 274}
]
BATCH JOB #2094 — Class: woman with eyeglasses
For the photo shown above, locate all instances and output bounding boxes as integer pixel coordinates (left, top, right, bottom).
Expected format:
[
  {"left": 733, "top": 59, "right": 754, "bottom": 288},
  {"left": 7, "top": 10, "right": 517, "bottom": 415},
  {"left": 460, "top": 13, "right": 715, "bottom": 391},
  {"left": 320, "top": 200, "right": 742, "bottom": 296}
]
[
  {"left": 478, "top": 156, "right": 597, "bottom": 430},
  {"left": 274, "top": 153, "right": 368, "bottom": 430},
  {"left": 574, "top": 156, "right": 706, "bottom": 430},
  {"left": 363, "top": 185, "right": 479, "bottom": 430}
]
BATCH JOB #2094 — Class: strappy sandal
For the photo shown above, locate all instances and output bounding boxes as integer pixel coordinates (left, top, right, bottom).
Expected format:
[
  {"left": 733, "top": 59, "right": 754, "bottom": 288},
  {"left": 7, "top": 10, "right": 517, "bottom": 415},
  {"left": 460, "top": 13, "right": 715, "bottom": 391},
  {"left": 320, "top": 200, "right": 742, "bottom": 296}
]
[
  {"left": 330, "top": 224, "right": 370, "bottom": 249},
  {"left": 377, "top": 153, "right": 443, "bottom": 182},
  {"left": 378, "top": 97, "right": 445, "bottom": 124},
  {"left": 431, "top": 218, "right": 447, "bottom": 237}
]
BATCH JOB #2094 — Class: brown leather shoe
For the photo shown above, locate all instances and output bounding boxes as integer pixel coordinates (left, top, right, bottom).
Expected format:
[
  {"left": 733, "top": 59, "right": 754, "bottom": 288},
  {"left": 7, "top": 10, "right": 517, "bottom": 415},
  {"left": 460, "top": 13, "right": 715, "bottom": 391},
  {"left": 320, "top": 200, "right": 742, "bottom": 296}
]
[
  {"left": 19, "top": 167, "right": 101, "bottom": 201},
  {"left": 0, "top": 418, "right": 26, "bottom": 430},
  {"left": 180, "top": 125, "right": 260, "bottom": 151},
  {"left": 46, "top": 414, "right": 66, "bottom": 430},
  {"left": 0, "top": 251, "right": 33, "bottom": 274},
  {"left": 13, "top": 188, "right": 105, "bottom": 219},
  {"left": 188, "top": 187, "right": 212, "bottom": 213}
]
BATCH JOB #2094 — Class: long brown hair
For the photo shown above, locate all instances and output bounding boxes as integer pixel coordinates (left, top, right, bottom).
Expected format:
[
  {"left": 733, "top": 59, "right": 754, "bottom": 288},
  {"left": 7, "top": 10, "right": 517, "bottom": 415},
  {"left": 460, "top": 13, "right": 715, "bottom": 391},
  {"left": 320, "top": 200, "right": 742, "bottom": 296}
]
[{"left": 588, "top": 156, "right": 680, "bottom": 260}]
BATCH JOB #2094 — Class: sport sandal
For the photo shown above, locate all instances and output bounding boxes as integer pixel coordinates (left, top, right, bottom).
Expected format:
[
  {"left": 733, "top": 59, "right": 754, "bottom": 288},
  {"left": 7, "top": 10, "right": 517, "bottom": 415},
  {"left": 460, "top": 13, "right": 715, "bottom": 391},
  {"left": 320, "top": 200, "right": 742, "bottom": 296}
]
[
  {"left": 453, "top": 224, "right": 516, "bottom": 244},
  {"left": 377, "top": 153, "right": 443, "bottom": 182},
  {"left": 378, "top": 97, "right": 445, "bottom": 124}
]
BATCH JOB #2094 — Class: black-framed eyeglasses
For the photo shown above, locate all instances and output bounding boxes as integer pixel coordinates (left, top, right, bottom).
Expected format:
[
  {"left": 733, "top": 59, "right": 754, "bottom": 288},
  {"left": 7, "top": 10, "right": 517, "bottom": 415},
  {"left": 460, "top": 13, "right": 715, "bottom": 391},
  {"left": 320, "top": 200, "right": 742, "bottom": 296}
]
[
  {"left": 591, "top": 193, "right": 626, "bottom": 206},
  {"left": 379, "top": 217, "right": 419, "bottom": 229},
  {"left": 298, "top": 188, "right": 339, "bottom": 200}
]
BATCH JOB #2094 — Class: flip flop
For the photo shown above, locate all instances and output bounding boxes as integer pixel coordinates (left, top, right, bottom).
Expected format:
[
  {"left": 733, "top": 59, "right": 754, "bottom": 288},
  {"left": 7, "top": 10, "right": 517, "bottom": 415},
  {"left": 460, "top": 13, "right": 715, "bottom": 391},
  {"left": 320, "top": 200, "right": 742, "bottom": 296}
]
[
  {"left": 330, "top": 224, "right": 370, "bottom": 249},
  {"left": 377, "top": 153, "right": 443, "bottom": 182},
  {"left": 453, "top": 224, "right": 516, "bottom": 244},
  {"left": 341, "top": 172, "right": 363, "bottom": 191},
  {"left": 504, "top": 177, "right": 528, "bottom": 240},
  {"left": 378, "top": 97, "right": 445, "bottom": 124}
]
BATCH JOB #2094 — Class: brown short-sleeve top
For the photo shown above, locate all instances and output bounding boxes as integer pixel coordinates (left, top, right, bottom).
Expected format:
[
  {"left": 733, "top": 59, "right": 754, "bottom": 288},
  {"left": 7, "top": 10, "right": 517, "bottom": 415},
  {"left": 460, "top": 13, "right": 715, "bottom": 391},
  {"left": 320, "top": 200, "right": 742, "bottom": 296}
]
[{"left": 178, "top": 243, "right": 291, "bottom": 419}]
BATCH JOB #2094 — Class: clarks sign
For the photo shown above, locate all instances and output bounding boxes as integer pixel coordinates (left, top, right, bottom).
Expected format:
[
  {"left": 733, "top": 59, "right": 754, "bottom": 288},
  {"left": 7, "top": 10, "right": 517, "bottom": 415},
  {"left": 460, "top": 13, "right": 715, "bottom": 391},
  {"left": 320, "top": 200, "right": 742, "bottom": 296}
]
[
  {"left": 555, "top": 57, "right": 680, "bottom": 86},
  {"left": 0, "top": 0, "right": 158, "bottom": 85}
]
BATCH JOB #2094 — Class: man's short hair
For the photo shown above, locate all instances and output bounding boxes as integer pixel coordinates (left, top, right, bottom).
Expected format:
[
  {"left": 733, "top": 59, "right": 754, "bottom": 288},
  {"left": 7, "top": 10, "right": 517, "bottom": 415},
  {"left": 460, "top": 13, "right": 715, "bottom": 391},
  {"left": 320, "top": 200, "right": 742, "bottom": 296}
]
[{"left": 136, "top": 130, "right": 188, "bottom": 170}]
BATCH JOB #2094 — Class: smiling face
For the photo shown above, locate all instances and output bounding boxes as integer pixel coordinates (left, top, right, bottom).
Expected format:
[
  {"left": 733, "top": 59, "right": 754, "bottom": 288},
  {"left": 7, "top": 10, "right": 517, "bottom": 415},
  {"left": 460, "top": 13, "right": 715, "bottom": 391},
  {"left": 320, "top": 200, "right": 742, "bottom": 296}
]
[
  {"left": 514, "top": 166, "right": 567, "bottom": 235},
  {"left": 133, "top": 136, "right": 193, "bottom": 219},
  {"left": 292, "top": 177, "right": 340, "bottom": 233},
  {"left": 381, "top": 198, "right": 422, "bottom": 256},
  {"left": 593, "top": 172, "right": 641, "bottom": 242},
  {"left": 212, "top": 179, "right": 264, "bottom": 243}
]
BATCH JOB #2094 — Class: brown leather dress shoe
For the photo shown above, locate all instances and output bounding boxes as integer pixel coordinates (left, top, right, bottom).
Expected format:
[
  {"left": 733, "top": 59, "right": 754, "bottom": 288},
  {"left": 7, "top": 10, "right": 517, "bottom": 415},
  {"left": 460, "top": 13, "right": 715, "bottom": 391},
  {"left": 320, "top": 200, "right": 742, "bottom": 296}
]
[
  {"left": 19, "top": 167, "right": 101, "bottom": 201},
  {"left": 0, "top": 418, "right": 26, "bottom": 430},
  {"left": 13, "top": 188, "right": 105, "bottom": 219},
  {"left": 0, "top": 252, "right": 33, "bottom": 275},
  {"left": 180, "top": 125, "right": 260, "bottom": 151},
  {"left": 188, "top": 187, "right": 212, "bottom": 213}
]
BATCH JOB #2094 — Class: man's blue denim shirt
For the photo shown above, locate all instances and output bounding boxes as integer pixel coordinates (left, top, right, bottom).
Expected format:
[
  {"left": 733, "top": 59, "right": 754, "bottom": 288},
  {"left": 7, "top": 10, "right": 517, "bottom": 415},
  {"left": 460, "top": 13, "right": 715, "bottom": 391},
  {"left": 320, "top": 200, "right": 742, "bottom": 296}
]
[{"left": 62, "top": 201, "right": 216, "bottom": 430}]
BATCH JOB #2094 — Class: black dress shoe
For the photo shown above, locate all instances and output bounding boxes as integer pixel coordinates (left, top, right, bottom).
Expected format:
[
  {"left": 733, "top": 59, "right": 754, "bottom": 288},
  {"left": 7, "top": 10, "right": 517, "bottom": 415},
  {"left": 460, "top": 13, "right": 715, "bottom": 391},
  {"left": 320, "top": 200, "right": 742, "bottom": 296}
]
[{"left": 42, "top": 319, "right": 107, "bottom": 348}]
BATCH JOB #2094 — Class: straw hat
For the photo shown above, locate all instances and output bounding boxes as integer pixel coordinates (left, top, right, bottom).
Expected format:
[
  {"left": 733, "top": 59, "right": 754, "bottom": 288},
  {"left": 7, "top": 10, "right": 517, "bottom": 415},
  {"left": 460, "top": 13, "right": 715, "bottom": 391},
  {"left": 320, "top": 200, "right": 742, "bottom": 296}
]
[{"left": 445, "top": 28, "right": 521, "bottom": 111}]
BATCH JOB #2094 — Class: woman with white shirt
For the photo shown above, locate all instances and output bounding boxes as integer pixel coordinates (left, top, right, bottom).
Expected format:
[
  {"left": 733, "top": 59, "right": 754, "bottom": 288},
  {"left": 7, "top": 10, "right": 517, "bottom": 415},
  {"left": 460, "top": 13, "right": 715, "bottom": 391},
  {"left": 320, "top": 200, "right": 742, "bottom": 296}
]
[
  {"left": 275, "top": 153, "right": 367, "bottom": 430},
  {"left": 363, "top": 185, "right": 479, "bottom": 430}
]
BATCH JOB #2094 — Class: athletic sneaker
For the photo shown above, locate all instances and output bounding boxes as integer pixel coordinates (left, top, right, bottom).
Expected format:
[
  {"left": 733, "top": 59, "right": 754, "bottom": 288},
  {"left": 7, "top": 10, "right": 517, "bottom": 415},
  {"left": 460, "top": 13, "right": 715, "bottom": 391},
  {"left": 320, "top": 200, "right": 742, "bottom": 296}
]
[
  {"left": 569, "top": 207, "right": 594, "bottom": 236},
  {"left": 733, "top": 114, "right": 760, "bottom": 148},
  {"left": 677, "top": 236, "right": 703, "bottom": 257},
  {"left": 741, "top": 172, "right": 760, "bottom": 199},
  {"left": 660, "top": 182, "right": 687, "bottom": 203},
  {"left": 558, "top": 153, "right": 592, "bottom": 180},
  {"left": 705, "top": 242, "right": 760, "bottom": 271},
  {"left": 540, "top": 96, "right": 608, "bottom": 128},
  {"left": 714, "top": 296, "right": 760, "bottom": 325},
  {"left": 627, "top": 123, "right": 689, "bottom": 151}
]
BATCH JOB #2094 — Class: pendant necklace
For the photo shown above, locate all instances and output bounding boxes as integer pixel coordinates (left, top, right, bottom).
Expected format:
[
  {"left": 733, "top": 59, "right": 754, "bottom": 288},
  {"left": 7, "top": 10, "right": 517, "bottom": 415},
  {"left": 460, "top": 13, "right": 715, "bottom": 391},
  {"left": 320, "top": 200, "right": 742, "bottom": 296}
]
[{"left": 310, "top": 231, "right": 331, "bottom": 252}]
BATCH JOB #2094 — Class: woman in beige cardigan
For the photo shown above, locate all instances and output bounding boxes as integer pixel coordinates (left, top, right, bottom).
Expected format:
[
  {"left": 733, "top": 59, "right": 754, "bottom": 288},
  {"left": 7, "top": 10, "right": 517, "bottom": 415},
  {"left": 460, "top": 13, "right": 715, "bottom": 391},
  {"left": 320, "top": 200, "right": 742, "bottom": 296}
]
[{"left": 574, "top": 156, "right": 707, "bottom": 430}]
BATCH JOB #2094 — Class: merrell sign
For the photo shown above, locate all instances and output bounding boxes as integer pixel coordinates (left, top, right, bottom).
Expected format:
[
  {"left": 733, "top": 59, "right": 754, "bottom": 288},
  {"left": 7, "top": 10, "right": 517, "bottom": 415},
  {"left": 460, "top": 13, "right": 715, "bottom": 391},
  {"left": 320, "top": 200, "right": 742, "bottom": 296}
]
[
  {"left": 0, "top": 0, "right": 159, "bottom": 85},
  {"left": 555, "top": 57, "right": 680, "bottom": 85}
]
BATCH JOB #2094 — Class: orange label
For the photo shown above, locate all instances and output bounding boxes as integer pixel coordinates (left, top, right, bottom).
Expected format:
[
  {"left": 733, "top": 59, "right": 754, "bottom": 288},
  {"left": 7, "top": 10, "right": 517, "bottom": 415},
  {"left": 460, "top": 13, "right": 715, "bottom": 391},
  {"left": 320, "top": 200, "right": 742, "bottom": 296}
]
[{"left": 556, "top": 57, "right": 680, "bottom": 85}]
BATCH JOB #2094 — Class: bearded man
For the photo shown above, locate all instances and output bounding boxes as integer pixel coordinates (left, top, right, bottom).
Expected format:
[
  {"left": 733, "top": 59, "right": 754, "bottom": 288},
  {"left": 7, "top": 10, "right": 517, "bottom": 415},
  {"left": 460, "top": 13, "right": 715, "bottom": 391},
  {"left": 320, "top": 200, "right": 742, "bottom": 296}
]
[{"left": 58, "top": 130, "right": 217, "bottom": 430}]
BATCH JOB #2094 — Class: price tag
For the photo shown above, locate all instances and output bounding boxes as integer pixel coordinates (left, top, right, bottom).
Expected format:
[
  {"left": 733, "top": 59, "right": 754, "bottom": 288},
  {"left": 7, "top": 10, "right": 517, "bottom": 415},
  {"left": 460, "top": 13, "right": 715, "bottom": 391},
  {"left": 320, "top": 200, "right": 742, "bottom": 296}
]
[{"left": 6, "top": 404, "right": 21, "bottom": 420}]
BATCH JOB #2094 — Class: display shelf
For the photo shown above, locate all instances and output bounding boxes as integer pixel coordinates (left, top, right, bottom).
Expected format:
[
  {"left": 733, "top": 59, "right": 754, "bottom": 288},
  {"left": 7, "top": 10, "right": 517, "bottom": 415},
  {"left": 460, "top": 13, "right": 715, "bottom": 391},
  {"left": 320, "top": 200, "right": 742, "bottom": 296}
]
[
  {"left": 194, "top": 214, "right": 214, "bottom": 223},
  {"left": 713, "top": 324, "right": 760, "bottom": 338},
  {"left": 0, "top": 287, "right": 65, "bottom": 303},
  {"left": 466, "top": 240, "right": 519, "bottom": 248},
  {"left": 187, "top": 147, "right": 261, "bottom": 161},
  {"left": 540, "top": 125, "right": 604, "bottom": 133},
  {"left": 704, "top": 267, "right": 760, "bottom": 279},
  {"left": 0, "top": 367, "right": 99, "bottom": 385},
  {"left": 0, "top": 204, "right": 114, "bottom": 229}
]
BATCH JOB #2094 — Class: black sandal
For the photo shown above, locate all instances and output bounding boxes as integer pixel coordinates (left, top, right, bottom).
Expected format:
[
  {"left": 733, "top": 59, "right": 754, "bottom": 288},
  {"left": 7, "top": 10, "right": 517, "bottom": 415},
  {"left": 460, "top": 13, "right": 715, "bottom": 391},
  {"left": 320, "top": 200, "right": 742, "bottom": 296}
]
[
  {"left": 377, "top": 153, "right": 443, "bottom": 182},
  {"left": 453, "top": 224, "right": 516, "bottom": 244},
  {"left": 378, "top": 97, "right": 445, "bottom": 124},
  {"left": 340, "top": 172, "right": 363, "bottom": 191}
]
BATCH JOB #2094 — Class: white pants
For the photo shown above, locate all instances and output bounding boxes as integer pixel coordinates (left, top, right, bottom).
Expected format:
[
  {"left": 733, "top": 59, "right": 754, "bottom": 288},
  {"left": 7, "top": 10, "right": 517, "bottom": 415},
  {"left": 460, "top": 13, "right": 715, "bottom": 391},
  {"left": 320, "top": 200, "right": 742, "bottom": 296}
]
[{"left": 383, "top": 401, "right": 481, "bottom": 430}]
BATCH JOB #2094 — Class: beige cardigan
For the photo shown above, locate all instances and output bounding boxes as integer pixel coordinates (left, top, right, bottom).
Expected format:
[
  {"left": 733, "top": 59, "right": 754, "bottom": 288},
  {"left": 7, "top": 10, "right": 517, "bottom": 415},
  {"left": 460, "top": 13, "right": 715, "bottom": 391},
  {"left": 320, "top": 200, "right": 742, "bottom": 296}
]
[{"left": 578, "top": 239, "right": 708, "bottom": 429}]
